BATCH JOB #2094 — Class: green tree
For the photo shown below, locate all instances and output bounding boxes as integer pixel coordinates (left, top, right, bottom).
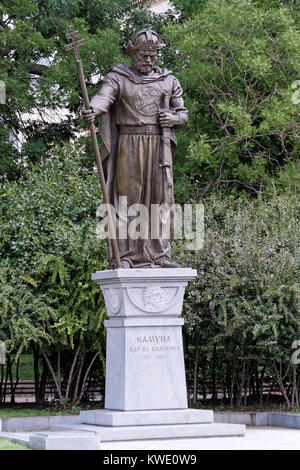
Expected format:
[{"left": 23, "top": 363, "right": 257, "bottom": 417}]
[
  {"left": 0, "top": 0, "right": 174, "bottom": 180},
  {"left": 0, "top": 142, "right": 108, "bottom": 404},
  {"left": 165, "top": 0, "right": 300, "bottom": 200},
  {"left": 174, "top": 191, "right": 300, "bottom": 407}
]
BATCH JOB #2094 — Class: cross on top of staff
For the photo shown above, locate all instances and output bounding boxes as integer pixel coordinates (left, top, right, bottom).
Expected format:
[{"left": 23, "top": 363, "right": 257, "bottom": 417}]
[{"left": 65, "top": 25, "right": 85, "bottom": 61}]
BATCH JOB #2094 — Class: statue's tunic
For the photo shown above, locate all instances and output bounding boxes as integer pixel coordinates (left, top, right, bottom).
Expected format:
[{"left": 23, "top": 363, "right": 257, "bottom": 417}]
[{"left": 90, "top": 65, "right": 188, "bottom": 268}]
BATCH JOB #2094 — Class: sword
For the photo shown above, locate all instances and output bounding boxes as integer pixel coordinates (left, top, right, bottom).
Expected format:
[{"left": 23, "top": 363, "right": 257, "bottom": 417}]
[
  {"left": 159, "top": 91, "right": 174, "bottom": 239},
  {"left": 160, "top": 90, "right": 173, "bottom": 203}
]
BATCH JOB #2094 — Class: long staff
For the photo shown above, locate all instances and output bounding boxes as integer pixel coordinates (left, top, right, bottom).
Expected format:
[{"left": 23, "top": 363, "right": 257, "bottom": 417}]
[{"left": 65, "top": 25, "right": 121, "bottom": 268}]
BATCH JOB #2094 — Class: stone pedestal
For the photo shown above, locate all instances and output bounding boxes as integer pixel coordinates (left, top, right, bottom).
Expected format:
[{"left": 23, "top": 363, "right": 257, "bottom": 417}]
[
  {"left": 105, "top": 318, "right": 187, "bottom": 410},
  {"left": 91, "top": 268, "right": 195, "bottom": 411},
  {"left": 29, "top": 432, "right": 101, "bottom": 450},
  {"left": 54, "top": 268, "right": 244, "bottom": 442}
]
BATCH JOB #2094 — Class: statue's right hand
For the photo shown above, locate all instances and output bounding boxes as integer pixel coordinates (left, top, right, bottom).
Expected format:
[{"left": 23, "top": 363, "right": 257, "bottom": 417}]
[{"left": 82, "top": 108, "right": 97, "bottom": 124}]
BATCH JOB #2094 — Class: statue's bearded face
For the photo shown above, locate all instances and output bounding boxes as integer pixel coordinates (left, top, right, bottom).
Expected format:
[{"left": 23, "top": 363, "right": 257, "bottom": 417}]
[{"left": 131, "top": 49, "right": 157, "bottom": 74}]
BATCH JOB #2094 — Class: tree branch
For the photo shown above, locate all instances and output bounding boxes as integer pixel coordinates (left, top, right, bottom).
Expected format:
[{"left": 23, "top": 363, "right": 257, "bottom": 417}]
[
  {"left": 72, "top": 354, "right": 86, "bottom": 405},
  {"left": 41, "top": 349, "right": 64, "bottom": 404},
  {"left": 78, "top": 352, "right": 99, "bottom": 401},
  {"left": 27, "top": 64, "right": 47, "bottom": 76},
  {"left": 199, "top": 158, "right": 226, "bottom": 196},
  {"left": 65, "top": 342, "right": 81, "bottom": 402}
]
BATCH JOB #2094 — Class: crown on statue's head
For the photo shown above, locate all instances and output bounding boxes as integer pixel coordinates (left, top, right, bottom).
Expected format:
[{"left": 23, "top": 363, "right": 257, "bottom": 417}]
[{"left": 127, "top": 28, "right": 162, "bottom": 55}]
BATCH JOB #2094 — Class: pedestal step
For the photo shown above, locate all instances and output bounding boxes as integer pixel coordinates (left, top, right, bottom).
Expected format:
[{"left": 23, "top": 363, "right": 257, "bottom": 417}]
[
  {"left": 50, "top": 422, "right": 245, "bottom": 442},
  {"left": 80, "top": 409, "right": 214, "bottom": 427},
  {"left": 29, "top": 432, "right": 101, "bottom": 450}
]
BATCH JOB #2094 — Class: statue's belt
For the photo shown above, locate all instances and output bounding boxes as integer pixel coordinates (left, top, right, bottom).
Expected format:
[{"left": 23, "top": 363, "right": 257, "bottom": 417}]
[{"left": 118, "top": 125, "right": 161, "bottom": 135}]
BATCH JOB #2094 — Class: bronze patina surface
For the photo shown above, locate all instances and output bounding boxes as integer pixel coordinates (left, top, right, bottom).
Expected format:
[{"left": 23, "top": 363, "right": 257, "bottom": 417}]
[{"left": 83, "top": 29, "right": 188, "bottom": 268}]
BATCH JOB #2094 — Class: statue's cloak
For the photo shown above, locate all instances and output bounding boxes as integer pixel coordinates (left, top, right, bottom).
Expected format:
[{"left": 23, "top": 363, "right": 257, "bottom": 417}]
[{"left": 91, "top": 64, "right": 187, "bottom": 267}]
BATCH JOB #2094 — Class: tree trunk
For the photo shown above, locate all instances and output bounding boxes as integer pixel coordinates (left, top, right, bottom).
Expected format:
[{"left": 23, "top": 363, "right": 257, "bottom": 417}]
[
  {"left": 72, "top": 354, "right": 86, "bottom": 405},
  {"left": 78, "top": 352, "right": 99, "bottom": 402},
  {"left": 41, "top": 349, "right": 64, "bottom": 404},
  {"left": 33, "top": 347, "right": 40, "bottom": 403},
  {"left": 3, "top": 355, "right": 9, "bottom": 403},
  {"left": 230, "top": 361, "right": 236, "bottom": 407},
  {"left": 7, "top": 355, "right": 15, "bottom": 404},
  {"left": 274, "top": 362, "right": 291, "bottom": 409},
  {"left": 192, "top": 334, "right": 200, "bottom": 405},
  {"left": 202, "top": 352, "right": 207, "bottom": 401},
  {"left": 57, "top": 349, "right": 61, "bottom": 395},
  {"left": 226, "top": 360, "right": 231, "bottom": 402},
  {"left": 236, "top": 360, "right": 246, "bottom": 408},
  {"left": 259, "top": 365, "right": 266, "bottom": 406},
  {"left": 11, "top": 356, "right": 20, "bottom": 403},
  {"left": 244, "top": 365, "right": 252, "bottom": 407},
  {"left": 65, "top": 343, "right": 81, "bottom": 403},
  {"left": 211, "top": 344, "right": 217, "bottom": 401},
  {"left": 292, "top": 367, "right": 299, "bottom": 408},
  {"left": 38, "top": 362, "right": 48, "bottom": 404}
]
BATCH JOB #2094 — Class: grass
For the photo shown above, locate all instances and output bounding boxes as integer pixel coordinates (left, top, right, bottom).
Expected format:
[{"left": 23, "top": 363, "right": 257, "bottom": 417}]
[
  {"left": 0, "top": 402, "right": 104, "bottom": 418},
  {"left": 190, "top": 397, "right": 300, "bottom": 414},
  {"left": 0, "top": 438, "right": 29, "bottom": 450},
  {"left": 0, "top": 406, "right": 82, "bottom": 418},
  {"left": 0, "top": 409, "right": 71, "bottom": 418}
]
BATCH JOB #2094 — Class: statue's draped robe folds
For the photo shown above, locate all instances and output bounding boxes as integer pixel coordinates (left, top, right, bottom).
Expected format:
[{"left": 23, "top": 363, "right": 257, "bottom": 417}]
[{"left": 91, "top": 65, "right": 188, "bottom": 268}]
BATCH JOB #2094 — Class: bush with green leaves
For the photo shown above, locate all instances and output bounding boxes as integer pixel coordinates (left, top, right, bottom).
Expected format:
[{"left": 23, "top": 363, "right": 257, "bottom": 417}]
[
  {"left": 0, "top": 142, "right": 108, "bottom": 404},
  {"left": 1, "top": 0, "right": 299, "bottom": 409},
  {"left": 173, "top": 191, "right": 300, "bottom": 407}
]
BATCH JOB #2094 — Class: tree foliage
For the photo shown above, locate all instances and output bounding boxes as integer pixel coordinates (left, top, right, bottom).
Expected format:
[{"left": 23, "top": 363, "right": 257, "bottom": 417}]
[
  {"left": 0, "top": 142, "right": 108, "bottom": 403},
  {"left": 166, "top": 0, "right": 300, "bottom": 200},
  {"left": 0, "top": 0, "right": 173, "bottom": 179},
  {"left": 0, "top": 0, "right": 299, "bottom": 408},
  {"left": 174, "top": 191, "right": 300, "bottom": 407}
]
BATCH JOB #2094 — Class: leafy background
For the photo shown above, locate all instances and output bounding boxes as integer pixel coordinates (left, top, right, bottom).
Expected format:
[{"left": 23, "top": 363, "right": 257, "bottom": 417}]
[{"left": 0, "top": 0, "right": 299, "bottom": 408}]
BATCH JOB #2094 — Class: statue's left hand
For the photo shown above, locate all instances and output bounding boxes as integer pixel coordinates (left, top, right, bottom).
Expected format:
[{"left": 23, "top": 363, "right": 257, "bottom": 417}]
[{"left": 159, "top": 111, "right": 179, "bottom": 128}]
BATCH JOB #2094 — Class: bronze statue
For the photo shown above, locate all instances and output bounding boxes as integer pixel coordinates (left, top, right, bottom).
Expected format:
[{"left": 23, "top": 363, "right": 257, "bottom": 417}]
[{"left": 83, "top": 29, "right": 188, "bottom": 268}]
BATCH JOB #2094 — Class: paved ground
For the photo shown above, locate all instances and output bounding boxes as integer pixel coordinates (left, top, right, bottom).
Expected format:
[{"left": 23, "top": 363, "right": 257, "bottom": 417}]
[
  {"left": 1, "top": 426, "right": 300, "bottom": 450},
  {"left": 101, "top": 427, "right": 300, "bottom": 450}
]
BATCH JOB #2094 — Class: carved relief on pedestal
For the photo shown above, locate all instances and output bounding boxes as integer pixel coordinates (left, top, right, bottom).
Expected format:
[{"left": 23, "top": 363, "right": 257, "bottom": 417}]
[
  {"left": 126, "top": 284, "right": 180, "bottom": 313},
  {"left": 102, "top": 287, "right": 122, "bottom": 315}
]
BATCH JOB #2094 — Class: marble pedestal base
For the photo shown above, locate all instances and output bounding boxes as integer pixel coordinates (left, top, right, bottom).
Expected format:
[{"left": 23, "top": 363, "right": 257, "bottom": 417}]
[
  {"left": 105, "top": 317, "right": 187, "bottom": 410},
  {"left": 80, "top": 408, "right": 213, "bottom": 427},
  {"left": 92, "top": 268, "right": 197, "bottom": 411},
  {"left": 83, "top": 268, "right": 246, "bottom": 441},
  {"left": 51, "top": 412, "right": 246, "bottom": 441}
]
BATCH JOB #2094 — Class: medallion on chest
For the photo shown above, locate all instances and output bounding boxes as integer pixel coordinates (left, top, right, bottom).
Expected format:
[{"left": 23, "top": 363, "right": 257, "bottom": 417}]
[{"left": 134, "top": 85, "right": 162, "bottom": 116}]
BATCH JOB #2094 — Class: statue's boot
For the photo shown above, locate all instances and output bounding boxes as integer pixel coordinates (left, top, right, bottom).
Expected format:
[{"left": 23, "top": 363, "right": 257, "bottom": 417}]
[{"left": 155, "top": 257, "right": 179, "bottom": 268}]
